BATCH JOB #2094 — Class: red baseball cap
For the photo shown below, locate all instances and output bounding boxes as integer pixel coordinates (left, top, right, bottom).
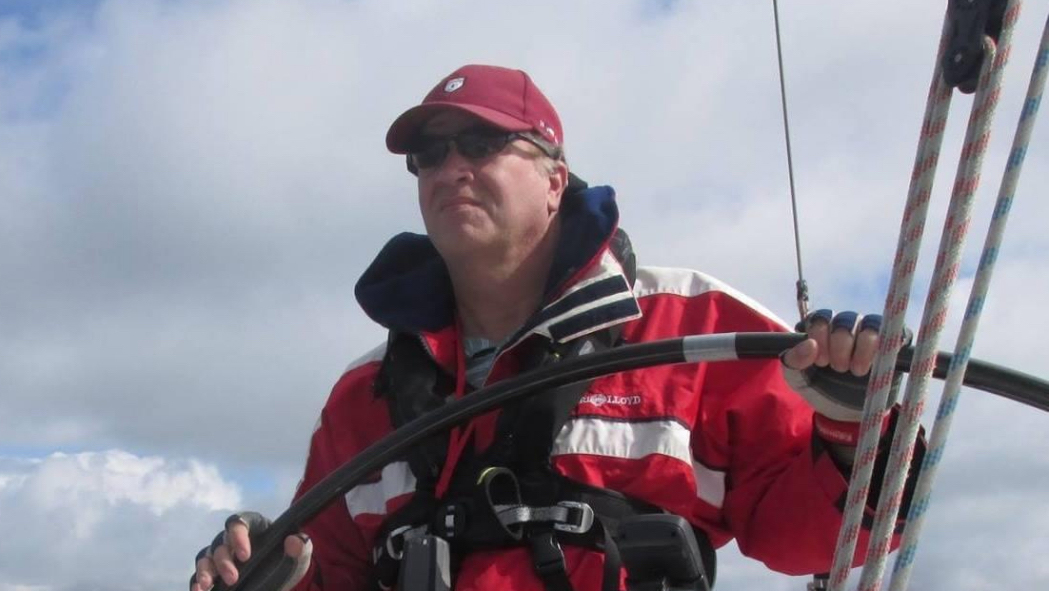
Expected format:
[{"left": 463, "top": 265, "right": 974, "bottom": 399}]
[{"left": 385, "top": 64, "right": 563, "bottom": 154}]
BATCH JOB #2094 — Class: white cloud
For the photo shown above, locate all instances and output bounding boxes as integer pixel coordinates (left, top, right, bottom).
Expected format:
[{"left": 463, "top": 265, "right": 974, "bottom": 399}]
[{"left": 0, "top": 450, "right": 240, "bottom": 591}]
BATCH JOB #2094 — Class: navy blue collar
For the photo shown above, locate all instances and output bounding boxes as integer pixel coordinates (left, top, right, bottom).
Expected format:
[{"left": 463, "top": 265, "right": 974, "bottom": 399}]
[{"left": 354, "top": 185, "right": 627, "bottom": 336}]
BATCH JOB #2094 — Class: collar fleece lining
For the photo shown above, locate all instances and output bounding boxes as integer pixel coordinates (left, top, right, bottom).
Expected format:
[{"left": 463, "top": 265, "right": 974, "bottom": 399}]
[{"left": 354, "top": 185, "right": 619, "bottom": 333}]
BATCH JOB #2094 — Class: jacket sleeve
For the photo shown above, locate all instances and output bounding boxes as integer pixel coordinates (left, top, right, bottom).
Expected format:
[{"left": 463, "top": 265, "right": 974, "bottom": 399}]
[
  {"left": 701, "top": 353, "right": 854, "bottom": 574},
  {"left": 692, "top": 292, "right": 920, "bottom": 575},
  {"left": 290, "top": 369, "right": 384, "bottom": 590}
]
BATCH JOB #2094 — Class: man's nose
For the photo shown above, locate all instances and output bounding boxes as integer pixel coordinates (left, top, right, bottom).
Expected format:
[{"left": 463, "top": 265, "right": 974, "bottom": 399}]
[{"left": 436, "top": 141, "right": 474, "bottom": 177}]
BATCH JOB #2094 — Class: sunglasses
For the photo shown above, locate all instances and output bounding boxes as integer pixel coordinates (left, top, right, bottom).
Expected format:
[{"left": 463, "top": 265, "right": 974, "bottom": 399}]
[{"left": 406, "top": 129, "right": 560, "bottom": 175}]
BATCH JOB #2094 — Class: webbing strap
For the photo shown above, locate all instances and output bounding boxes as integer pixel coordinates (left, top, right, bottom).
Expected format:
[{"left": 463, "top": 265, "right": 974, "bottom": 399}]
[
  {"left": 526, "top": 521, "right": 624, "bottom": 591},
  {"left": 494, "top": 502, "right": 595, "bottom": 534},
  {"left": 529, "top": 532, "right": 574, "bottom": 591}
]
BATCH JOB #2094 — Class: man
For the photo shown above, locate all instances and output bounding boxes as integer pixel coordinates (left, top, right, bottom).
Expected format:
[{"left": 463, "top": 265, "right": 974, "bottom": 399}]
[{"left": 192, "top": 64, "right": 916, "bottom": 591}]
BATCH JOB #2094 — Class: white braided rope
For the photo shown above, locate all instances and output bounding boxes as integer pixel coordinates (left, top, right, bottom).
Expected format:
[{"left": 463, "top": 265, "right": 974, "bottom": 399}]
[
  {"left": 887, "top": 9, "right": 1048, "bottom": 591},
  {"left": 827, "top": 13, "right": 956, "bottom": 590},
  {"left": 854, "top": 5, "right": 1022, "bottom": 590},
  {"left": 858, "top": 38, "right": 1010, "bottom": 591}
]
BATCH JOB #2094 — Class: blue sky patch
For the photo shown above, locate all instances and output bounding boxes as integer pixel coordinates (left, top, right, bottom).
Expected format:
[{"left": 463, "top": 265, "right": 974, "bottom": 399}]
[{"left": 0, "top": 0, "right": 103, "bottom": 28}]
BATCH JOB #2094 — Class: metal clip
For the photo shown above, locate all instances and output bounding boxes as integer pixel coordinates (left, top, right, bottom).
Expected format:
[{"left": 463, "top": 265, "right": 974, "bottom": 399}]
[
  {"left": 384, "top": 524, "right": 421, "bottom": 561},
  {"left": 807, "top": 574, "right": 830, "bottom": 591},
  {"left": 552, "top": 501, "right": 595, "bottom": 534}
]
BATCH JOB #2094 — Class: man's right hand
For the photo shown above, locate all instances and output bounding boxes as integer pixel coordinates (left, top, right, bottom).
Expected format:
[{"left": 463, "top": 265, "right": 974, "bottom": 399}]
[{"left": 190, "top": 511, "right": 312, "bottom": 591}]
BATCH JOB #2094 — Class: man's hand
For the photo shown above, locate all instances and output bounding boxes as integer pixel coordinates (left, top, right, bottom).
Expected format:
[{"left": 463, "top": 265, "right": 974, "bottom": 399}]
[
  {"left": 780, "top": 310, "right": 897, "bottom": 462},
  {"left": 782, "top": 310, "right": 878, "bottom": 378},
  {"left": 191, "top": 511, "right": 312, "bottom": 591}
]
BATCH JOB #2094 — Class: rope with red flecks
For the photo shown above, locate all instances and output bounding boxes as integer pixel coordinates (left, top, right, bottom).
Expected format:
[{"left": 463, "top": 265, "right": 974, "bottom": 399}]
[
  {"left": 824, "top": 13, "right": 956, "bottom": 589},
  {"left": 887, "top": 9, "right": 1049, "bottom": 591},
  {"left": 827, "top": 3, "right": 1023, "bottom": 590}
]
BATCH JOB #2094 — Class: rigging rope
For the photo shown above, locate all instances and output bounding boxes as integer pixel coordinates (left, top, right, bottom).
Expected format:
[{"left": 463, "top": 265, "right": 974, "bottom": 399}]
[
  {"left": 860, "top": 32, "right": 1011, "bottom": 591},
  {"left": 888, "top": 10, "right": 1049, "bottom": 591},
  {"left": 771, "top": 0, "right": 810, "bottom": 323},
  {"left": 826, "top": 11, "right": 958, "bottom": 589},
  {"left": 830, "top": 3, "right": 1024, "bottom": 590}
]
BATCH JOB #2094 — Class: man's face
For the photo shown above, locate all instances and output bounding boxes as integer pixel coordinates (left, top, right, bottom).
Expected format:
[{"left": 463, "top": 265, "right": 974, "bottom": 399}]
[{"left": 414, "top": 110, "right": 565, "bottom": 263}]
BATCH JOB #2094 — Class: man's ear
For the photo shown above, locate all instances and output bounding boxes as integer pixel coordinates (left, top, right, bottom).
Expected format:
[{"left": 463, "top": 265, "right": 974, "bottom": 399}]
[{"left": 547, "top": 160, "right": 569, "bottom": 214}]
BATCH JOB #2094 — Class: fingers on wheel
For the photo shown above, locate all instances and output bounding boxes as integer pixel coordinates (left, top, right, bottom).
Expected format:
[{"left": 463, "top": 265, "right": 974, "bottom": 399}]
[
  {"left": 806, "top": 309, "right": 884, "bottom": 375},
  {"left": 211, "top": 543, "right": 240, "bottom": 586},
  {"left": 284, "top": 532, "right": 312, "bottom": 558},
  {"left": 805, "top": 309, "right": 833, "bottom": 367},
  {"left": 195, "top": 512, "right": 271, "bottom": 590},
  {"left": 829, "top": 311, "right": 858, "bottom": 372},
  {"left": 224, "top": 513, "right": 252, "bottom": 563},
  {"left": 193, "top": 547, "right": 218, "bottom": 591},
  {"left": 852, "top": 315, "right": 880, "bottom": 375},
  {"left": 207, "top": 526, "right": 240, "bottom": 586}
]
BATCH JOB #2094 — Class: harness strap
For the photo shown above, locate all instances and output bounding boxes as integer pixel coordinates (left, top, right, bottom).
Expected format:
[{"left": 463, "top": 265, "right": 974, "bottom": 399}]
[
  {"left": 528, "top": 518, "right": 627, "bottom": 591},
  {"left": 600, "top": 525, "right": 622, "bottom": 591},
  {"left": 529, "top": 522, "right": 632, "bottom": 591},
  {"left": 375, "top": 332, "right": 455, "bottom": 486},
  {"left": 530, "top": 532, "right": 574, "bottom": 591},
  {"left": 494, "top": 501, "right": 595, "bottom": 533}
]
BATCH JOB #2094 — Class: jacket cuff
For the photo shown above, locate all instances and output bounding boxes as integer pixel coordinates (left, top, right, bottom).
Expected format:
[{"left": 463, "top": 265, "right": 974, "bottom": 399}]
[{"left": 811, "top": 406, "right": 927, "bottom": 531}]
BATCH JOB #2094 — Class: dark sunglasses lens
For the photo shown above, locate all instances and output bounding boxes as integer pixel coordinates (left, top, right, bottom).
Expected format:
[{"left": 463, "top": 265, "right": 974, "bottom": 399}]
[
  {"left": 407, "top": 131, "right": 511, "bottom": 174},
  {"left": 410, "top": 141, "right": 450, "bottom": 170},
  {"left": 455, "top": 133, "right": 508, "bottom": 159}
]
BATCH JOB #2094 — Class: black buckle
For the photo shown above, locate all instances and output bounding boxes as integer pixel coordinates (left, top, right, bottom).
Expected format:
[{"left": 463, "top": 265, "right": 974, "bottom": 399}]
[
  {"left": 398, "top": 536, "right": 453, "bottom": 591},
  {"left": 432, "top": 502, "right": 467, "bottom": 539},
  {"left": 942, "top": 0, "right": 1009, "bottom": 93},
  {"left": 552, "top": 501, "right": 595, "bottom": 534},
  {"left": 529, "top": 532, "right": 568, "bottom": 580}
]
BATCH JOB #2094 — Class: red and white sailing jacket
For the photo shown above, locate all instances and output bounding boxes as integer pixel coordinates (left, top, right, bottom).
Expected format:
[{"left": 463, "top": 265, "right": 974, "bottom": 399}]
[{"left": 289, "top": 186, "right": 904, "bottom": 591}]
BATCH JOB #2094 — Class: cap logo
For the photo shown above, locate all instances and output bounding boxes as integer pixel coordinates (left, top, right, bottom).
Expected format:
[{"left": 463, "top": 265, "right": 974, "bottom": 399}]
[
  {"left": 538, "top": 120, "right": 557, "bottom": 143},
  {"left": 444, "top": 77, "right": 465, "bottom": 93}
]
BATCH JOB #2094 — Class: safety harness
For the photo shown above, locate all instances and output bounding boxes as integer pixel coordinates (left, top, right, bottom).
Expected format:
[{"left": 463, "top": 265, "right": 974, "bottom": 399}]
[{"left": 368, "top": 230, "right": 716, "bottom": 591}]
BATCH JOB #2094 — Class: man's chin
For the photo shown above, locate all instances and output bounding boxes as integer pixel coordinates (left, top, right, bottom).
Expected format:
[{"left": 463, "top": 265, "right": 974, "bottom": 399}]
[{"left": 431, "top": 226, "right": 498, "bottom": 258}]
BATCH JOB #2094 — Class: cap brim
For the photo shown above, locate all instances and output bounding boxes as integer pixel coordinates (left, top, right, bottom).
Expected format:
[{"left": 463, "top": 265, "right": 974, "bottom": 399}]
[{"left": 385, "top": 102, "right": 533, "bottom": 154}]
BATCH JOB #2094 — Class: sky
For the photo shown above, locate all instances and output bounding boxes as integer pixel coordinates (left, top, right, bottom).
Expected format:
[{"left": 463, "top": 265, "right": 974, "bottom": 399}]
[{"left": 1, "top": 1, "right": 1048, "bottom": 590}]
